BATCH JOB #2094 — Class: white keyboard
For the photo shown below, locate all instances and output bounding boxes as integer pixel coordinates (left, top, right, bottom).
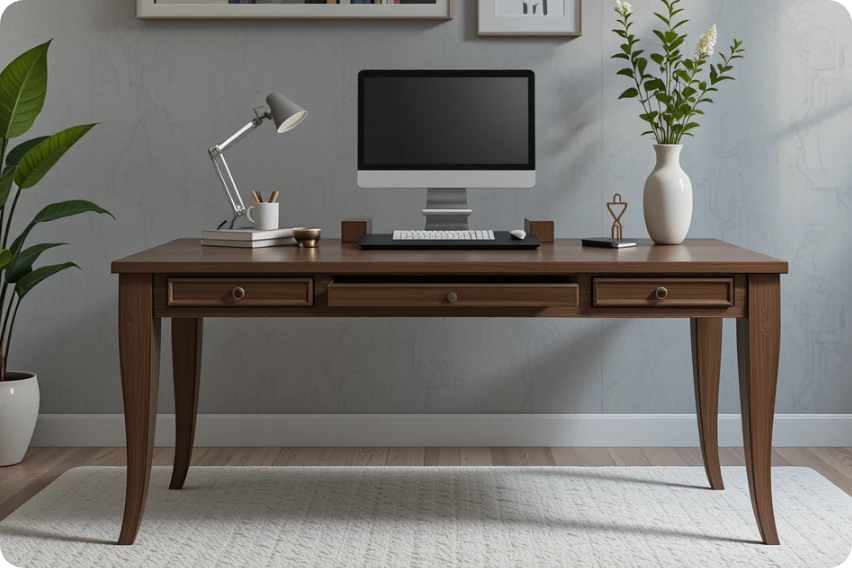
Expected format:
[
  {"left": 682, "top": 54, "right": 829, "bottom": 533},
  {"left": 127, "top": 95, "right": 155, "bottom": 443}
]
[{"left": 393, "top": 230, "right": 496, "bottom": 241}]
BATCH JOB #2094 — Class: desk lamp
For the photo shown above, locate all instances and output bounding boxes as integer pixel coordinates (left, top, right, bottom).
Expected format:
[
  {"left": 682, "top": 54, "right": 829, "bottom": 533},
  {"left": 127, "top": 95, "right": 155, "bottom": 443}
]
[{"left": 209, "top": 92, "right": 307, "bottom": 230}]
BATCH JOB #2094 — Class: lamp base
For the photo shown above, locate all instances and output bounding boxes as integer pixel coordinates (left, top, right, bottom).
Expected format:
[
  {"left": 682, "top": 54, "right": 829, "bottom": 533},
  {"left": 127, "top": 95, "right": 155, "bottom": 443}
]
[{"left": 217, "top": 211, "right": 242, "bottom": 231}]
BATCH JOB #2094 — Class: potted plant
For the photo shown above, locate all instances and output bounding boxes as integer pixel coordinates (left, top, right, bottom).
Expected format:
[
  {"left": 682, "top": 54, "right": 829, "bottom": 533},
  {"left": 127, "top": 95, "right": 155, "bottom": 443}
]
[
  {"left": 0, "top": 41, "right": 112, "bottom": 467},
  {"left": 612, "top": 0, "right": 744, "bottom": 244}
]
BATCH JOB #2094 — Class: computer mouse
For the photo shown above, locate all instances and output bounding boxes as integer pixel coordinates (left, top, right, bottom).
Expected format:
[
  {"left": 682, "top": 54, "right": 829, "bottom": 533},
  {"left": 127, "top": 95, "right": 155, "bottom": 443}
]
[{"left": 510, "top": 230, "right": 527, "bottom": 240}]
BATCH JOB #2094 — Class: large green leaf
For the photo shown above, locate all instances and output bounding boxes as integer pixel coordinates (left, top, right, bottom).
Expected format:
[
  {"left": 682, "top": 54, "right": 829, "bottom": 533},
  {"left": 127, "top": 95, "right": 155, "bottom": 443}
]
[
  {"left": 0, "top": 168, "right": 14, "bottom": 209},
  {"left": 14, "top": 124, "right": 96, "bottom": 189},
  {"left": 15, "top": 262, "right": 79, "bottom": 298},
  {"left": 6, "top": 242, "right": 66, "bottom": 284},
  {"left": 0, "top": 41, "right": 50, "bottom": 139},
  {"left": 5, "top": 136, "right": 48, "bottom": 170},
  {"left": 9, "top": 200, "right": 113, "bottom": 258},
  {"left": 0, "top": 249, "right": 11, "bottom": 271},
  {"left": 32, "top": 200, "right": 113, "bottom": 225},
  {"left": 618, "top": 88, "right": 639, "bottom": 100}
]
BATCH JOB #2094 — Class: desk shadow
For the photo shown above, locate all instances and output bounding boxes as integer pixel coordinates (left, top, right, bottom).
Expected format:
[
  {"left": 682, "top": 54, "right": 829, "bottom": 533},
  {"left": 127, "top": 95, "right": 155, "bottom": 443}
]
[
  {"left": 146, "top": 507, "right": 760, "bottom": 546},
  {"left": 520, "top": 467, "right": 711, "bottom": 491},
  {"left": 1, "top": 519, "right": 757, "bottom": 549},
  {"left": 0, "top": 525, "right": 112, "bottom": 545}
]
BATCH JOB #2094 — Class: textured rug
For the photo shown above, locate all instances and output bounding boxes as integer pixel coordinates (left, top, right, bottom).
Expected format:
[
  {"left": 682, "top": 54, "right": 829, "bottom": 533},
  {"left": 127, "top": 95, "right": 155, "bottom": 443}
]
[{"left": 0, "top": 467, "right": 851, "bottom": 567}]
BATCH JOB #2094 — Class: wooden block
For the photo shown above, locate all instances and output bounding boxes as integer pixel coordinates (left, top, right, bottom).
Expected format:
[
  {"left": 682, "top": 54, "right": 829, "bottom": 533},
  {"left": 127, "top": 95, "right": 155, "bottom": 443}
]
[
  {"left": 524, "top": 219, "right": 554, "bottom": 243},
  {"left": 341, "top": 219, "right": 372, "bottom": 243}
]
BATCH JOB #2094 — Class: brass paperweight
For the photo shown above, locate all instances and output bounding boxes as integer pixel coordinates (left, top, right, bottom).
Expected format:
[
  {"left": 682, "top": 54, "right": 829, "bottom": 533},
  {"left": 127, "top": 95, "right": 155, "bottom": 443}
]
[{"left": 293, "top": 228, "right": 322, "bottom": 248}]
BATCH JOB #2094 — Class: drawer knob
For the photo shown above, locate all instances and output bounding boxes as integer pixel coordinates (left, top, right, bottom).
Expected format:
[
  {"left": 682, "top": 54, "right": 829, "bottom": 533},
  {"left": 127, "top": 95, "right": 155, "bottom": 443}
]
[
  {"left": 446, "top": 292, "right": 458, "bottom": 304},
  {"left": 232, "top": 287, "right": 246, "bottom": 301},
  {"left": 655, "top": 286, "right": 669, "bottom": 300}
]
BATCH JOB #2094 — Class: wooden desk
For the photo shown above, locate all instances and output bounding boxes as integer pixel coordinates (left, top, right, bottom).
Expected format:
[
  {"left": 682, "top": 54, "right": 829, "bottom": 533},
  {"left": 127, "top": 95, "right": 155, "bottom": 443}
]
[{"left": 111, "top": 238, "right": 788, "bottom": 545}]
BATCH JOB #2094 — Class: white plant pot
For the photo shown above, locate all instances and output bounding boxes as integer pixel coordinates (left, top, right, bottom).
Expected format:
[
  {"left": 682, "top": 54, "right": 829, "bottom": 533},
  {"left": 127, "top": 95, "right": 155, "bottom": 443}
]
[
  {"left": 643, "top": 144, "right": 694, "bottom": 245},
  {"left": 0, "top": 372, "right": 40, "bottom": 467}
]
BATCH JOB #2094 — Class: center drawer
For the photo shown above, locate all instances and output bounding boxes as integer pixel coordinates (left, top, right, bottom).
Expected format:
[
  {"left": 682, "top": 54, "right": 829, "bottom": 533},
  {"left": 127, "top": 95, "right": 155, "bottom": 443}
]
[
  {"left": 167, "top": 277, "right": 313, "bottom": 307},
  {"left": 327, "top": 276, "right": 579, "bottom": 308}
]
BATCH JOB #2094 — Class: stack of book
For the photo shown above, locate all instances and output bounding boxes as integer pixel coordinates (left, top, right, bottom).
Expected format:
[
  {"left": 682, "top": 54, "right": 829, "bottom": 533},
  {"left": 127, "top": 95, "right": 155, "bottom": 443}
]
[{"left": 201, "top": 228, "right": 300, "bottom": 249}]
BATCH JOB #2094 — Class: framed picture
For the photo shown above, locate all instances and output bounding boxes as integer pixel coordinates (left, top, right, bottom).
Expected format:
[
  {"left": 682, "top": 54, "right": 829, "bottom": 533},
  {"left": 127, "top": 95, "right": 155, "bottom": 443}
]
[
  {"left": 478, "top": 0, "right": 581, "bottom": 37},
  {"left": 137, "top": 0, "right": 453, "bottom": 20}
]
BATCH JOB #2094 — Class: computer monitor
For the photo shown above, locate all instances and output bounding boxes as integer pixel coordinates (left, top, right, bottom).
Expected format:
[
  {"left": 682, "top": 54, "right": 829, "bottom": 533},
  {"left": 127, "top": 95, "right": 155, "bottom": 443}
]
[{"left": 358, "top": 70, "right": 535, "bottom": 230}]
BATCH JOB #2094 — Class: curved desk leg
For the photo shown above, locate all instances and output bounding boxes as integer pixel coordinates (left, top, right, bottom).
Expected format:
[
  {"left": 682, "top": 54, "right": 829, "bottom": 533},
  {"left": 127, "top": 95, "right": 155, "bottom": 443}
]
[
  {"left": 691, "top": 318, "right": 724, "bottom": 490},
  {"left": 170, "top": 318, "right": 203, "bottom": 490},
  {"left": 118, "top": 275, "right": 161, "bottom": 546},
  {"left": 737, "top": 274, "right": 781, "bottom": 545}
]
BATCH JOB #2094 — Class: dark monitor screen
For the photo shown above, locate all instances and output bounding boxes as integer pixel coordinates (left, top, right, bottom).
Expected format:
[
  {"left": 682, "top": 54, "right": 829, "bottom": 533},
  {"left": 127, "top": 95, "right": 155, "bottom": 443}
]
[{"left": 358, "top": 71, "right": 535, "bottom": 171}]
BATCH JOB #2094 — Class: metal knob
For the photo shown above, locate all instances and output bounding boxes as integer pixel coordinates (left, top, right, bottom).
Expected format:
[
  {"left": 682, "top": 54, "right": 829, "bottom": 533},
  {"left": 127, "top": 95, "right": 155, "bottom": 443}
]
[
  {"left": 232, "top": 287, "right": 246, "bottom": 300},
  {"left": 447, "top": 292, "right": 458, "bottom": 304},
  {"left": 655, "top": 287, "right": 668, "bottom": 300}
]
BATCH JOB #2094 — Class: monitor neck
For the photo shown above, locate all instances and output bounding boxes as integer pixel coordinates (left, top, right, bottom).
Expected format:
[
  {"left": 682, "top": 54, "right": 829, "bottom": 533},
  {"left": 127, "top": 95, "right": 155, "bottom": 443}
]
[{"left": 422, "top": 188, "right": 473, "bottom": 231}]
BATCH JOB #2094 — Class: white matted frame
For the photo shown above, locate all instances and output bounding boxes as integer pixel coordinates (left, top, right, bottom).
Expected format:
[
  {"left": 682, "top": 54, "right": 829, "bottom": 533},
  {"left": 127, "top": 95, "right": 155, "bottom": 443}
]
[
  {"left": 478, "top": 0, "right": 581, "bottom": 37},
  {"left": 137, "top": 0, "right": 453, "bottom": 20}
]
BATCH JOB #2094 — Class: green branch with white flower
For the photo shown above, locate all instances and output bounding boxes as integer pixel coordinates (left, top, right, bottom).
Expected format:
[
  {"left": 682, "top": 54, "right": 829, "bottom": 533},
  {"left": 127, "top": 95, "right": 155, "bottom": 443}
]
[{"left": 613, "top": 0, "right": 744, "bottom": 145}]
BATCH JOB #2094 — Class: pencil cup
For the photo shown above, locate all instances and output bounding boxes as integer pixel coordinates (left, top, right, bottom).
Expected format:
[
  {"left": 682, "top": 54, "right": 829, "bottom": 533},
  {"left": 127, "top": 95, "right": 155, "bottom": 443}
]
[{"left": 247, "top": 203, "right": 279, "bottom": 231}]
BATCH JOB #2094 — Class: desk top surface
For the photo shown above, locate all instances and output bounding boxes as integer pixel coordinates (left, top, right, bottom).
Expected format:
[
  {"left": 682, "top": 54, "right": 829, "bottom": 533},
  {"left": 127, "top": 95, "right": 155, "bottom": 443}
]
[{"left": 112, "top": 239, "right": 788, "bottom": 275}]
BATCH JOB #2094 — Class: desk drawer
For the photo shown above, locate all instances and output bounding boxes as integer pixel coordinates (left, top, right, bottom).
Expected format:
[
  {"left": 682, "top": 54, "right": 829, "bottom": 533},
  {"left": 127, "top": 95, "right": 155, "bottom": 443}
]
[
  {"left": 168, "top": 277, "right": 313, "bottom": 307},
  {"left": 327, "top": 277, "right": 578, "bottom": 308},
  {"left": 593, "top": 277, "right": 734, "bottom": 308}
]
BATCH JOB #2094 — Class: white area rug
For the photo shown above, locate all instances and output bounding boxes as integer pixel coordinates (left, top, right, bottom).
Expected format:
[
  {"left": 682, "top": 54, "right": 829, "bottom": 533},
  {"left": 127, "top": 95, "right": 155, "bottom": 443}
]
[{"left": 1, "top": 467, "right": 851, "bottom": 567}]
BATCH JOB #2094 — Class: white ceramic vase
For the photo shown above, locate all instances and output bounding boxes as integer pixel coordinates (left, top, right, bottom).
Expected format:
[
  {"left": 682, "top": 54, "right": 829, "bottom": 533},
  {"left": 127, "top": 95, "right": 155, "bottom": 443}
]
[
  {"left": 643, "top": 144, "right": 693, "bottom": 245},
  {"left": 0, "top": 373, "right": 40, "bottom": 467}
]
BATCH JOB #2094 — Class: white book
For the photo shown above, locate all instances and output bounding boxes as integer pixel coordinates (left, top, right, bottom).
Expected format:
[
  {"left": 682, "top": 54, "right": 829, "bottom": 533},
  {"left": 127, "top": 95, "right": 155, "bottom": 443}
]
[
  {"left": 202, "top": 237, "right": 297, "bottom": 249},
  {"left": 201, "top": 228, "right": 302, "bottom": 242}
]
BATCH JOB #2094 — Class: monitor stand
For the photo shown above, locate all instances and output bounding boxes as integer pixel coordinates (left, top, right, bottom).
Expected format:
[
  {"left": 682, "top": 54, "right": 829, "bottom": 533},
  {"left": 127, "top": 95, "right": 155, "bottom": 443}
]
[{"left": 422, "top": 188, "right": 473, "bottom": 231}]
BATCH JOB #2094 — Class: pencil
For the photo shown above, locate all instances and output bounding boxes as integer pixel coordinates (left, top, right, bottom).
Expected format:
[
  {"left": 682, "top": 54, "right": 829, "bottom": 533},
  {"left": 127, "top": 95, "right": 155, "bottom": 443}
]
[{"left": 269, "top": 191, "right": 280, "bottom": 204}]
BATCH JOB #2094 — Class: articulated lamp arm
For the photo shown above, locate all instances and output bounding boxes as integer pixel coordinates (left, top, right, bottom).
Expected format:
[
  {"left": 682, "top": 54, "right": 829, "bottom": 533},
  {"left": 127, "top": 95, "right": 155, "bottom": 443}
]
[{"left": 208, "top": 109, "right": 273, "bottom": 230}]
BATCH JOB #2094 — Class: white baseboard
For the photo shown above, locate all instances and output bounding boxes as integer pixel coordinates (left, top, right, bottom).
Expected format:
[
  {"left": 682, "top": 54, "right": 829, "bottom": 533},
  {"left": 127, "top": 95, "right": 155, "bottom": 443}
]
[{"left": 30, "top": 414, "right": 852, "bottom": 448}]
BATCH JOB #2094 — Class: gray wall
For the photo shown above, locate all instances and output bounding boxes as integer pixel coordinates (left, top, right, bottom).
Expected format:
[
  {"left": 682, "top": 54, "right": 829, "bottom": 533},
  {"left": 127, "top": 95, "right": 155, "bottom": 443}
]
[{"left": 0, "top": 0, "right": 849, "bottom": 415}]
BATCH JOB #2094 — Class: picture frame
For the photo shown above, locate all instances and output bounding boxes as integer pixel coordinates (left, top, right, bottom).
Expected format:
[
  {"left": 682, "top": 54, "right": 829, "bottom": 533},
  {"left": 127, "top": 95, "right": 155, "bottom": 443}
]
[
  {"left": 137, "top": 0, "right": 454, "bottom": 20},
  {"left": 478, "top": 0, "right": 582, "bottom": 37}
]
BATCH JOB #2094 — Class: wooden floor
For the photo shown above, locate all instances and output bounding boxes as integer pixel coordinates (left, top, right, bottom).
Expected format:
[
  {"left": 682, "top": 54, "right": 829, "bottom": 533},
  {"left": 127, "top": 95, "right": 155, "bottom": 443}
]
[{"left": 2, "top": 447, "right": 852, "bottom": 522}]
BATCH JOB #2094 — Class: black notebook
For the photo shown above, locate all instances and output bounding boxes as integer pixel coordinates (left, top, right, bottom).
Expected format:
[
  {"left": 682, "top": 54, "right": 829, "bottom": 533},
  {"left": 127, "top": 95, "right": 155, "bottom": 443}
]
[{"left": 582, "top": 238, "right": 637, "bottom": 249}]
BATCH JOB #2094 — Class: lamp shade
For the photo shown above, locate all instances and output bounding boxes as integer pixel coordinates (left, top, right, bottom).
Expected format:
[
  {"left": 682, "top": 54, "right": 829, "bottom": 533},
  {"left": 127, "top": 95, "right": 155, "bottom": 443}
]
[{"left": 266, "top": 92, "right": 307, "bottom": 133}]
